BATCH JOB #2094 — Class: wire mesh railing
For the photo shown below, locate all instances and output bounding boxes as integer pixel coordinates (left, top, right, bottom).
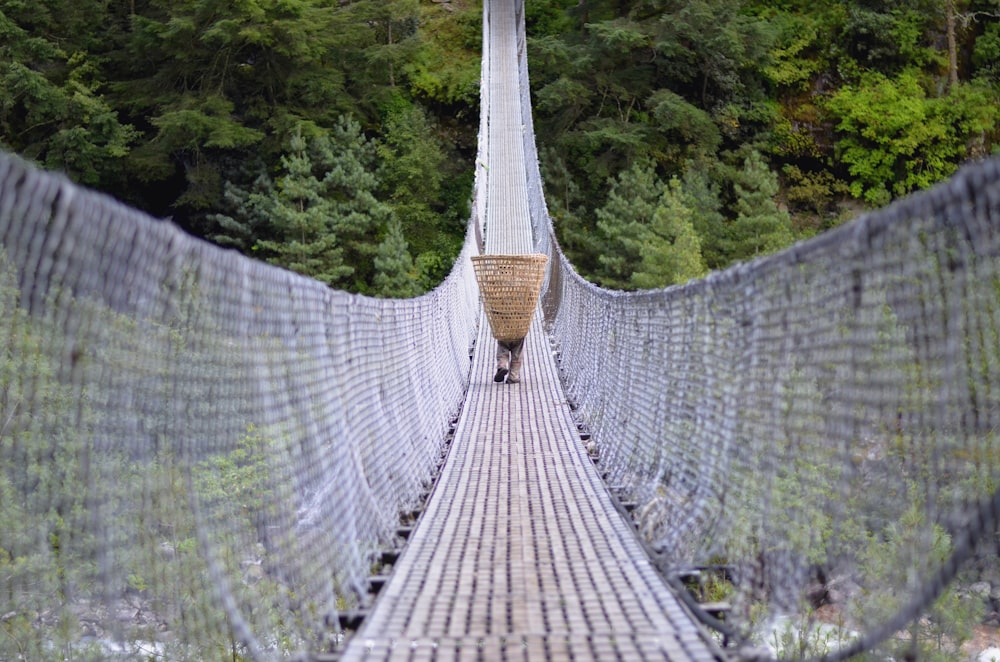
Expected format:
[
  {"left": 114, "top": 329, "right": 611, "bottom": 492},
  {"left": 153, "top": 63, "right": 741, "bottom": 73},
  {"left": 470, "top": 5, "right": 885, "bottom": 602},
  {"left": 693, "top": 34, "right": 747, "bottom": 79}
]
[
  {"left": 2, "top": 0, "right": 1000, "bottom": 658},
  {"left": 0, "top": 149, "right": 482, "bottom": 658}
]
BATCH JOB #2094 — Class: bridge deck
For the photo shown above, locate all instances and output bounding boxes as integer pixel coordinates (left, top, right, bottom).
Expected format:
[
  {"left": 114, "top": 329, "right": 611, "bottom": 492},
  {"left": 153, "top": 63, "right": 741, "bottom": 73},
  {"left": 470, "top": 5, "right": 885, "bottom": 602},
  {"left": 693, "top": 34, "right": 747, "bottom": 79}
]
[{"left": 338, "top": 2, "right": 723, "bottom": 660}]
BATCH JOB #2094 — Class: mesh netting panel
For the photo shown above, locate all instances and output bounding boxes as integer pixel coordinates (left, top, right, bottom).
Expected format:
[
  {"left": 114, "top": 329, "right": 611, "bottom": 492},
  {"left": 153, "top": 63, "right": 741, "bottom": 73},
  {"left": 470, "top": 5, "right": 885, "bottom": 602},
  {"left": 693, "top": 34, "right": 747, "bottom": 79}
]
[
  {"left": 512, "top": 0, "right": 1000, "bottom": 646},
  {"left": 533, "top": 151, "right": 1000, "bottom": 654},
  {"left": 0, "top": 152, "right": 481, "bottom": 659},
  {"left": 5, "top": 0, "right": 1000, "bottom": 657}
]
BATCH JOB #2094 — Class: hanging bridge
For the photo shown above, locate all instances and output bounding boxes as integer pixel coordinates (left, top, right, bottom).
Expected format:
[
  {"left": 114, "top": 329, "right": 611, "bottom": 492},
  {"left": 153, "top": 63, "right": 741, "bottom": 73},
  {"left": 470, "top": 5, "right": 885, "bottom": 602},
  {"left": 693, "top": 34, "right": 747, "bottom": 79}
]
[{"left": 3, "top": 0, "right": 1000, "bottom": 660}]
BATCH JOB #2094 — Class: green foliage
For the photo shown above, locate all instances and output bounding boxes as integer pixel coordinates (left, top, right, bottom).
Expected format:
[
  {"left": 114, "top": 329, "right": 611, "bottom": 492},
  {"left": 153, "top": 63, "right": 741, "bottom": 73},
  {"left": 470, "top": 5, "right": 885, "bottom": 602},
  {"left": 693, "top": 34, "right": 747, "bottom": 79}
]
[
  {"left": 525, "top": 0, "right": 576, "bottom": 37},
  {"left": 250, "top": 128, "right": 353, "bottom": 287},
  {"left": 840, "top": 2, "right": 942, "bottom": 74},
  {"left": 973, "top": 20, "right": 1000, "bottom": 83},
  {"left": 532, "top": 0, "right": 1000, "bottom": 282},
  {"left": 852, "top": 497, "right": 982, "bottom": 661},
  {"left": 781, "top": 164, "right": 850, "bottom": 219},
  {"left": 590, "top": 162, "right": 707, "bottom": 290},
  {"left": 377, "top": 102, "right": 447, "bottom": 252},
  {"left": 630, "top": 178, "right": 707, "bottom": 289},
  {"left": 373, "top": 218, "right": 421, "bottom": 298},
  {"left": 645, "top": 89, "right": 722, "bottom": 161},
  {"left": 593, "top": 160, "right": 664, "bottom": 289},
  {"left": 4, "top": 0, "right": 1000, "bottom": 292},
  {"left": 680, "top": 164, "right": 729, "bottom": 272},
  {"left": 208, "top": 164, "right": 273, "bottom": 251},
  {"left": 824, "top": 70, "right": 998, "bottom": 205},
  {"left": 761, "top": 12, "right": 826, "bottom": 91},
  {"left": 645, "top": 0, "right": 775, "bottom": 106},
  {"left": 405, "top": 1, "right": 481, "bottom": 107},
  {"left": 765, "top": 609, "right": 857, "bottom": 660},
  {"left": 0, "top": 4, "right": 138, "bottom": 188},
  {"left": 114, "top": 0, "right": 374, "bottom": 213},
  {"left": 150, "top": 99, "right": 265, "bottom": 153},
  {"left": 725, "top": 150, "right": 795, "bottom": 262},
  {"left": 245, "top": 118, "right": 391, "bottom": 290}
]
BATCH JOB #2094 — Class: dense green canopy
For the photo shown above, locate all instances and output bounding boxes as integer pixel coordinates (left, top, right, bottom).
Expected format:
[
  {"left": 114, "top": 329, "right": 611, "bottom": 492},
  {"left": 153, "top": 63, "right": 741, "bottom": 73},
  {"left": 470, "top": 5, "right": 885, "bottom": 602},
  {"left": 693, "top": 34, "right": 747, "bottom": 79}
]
[
  {"left": 3, "top": 0, "right": 998, "bottom": 294},
  {"left": 528, "top": 0, "right": 1000, "bottom": 287}
]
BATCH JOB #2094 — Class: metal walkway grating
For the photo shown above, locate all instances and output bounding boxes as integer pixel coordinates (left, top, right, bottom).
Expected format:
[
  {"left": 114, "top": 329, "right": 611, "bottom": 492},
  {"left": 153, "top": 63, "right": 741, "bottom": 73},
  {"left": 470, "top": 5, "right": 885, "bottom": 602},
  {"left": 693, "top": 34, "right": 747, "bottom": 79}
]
[
  {"left": 337, "top": 1, "right": 724, "bottom": 659},
  {"left": 339, "top": 315, "right": 723, "bottom": 660}
]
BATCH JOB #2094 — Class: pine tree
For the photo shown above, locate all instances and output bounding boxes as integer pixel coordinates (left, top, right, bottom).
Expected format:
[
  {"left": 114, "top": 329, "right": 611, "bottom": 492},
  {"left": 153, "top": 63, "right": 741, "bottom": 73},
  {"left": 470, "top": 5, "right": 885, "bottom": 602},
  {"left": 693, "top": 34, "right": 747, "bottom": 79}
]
[
  {"left": 208, "top": 165, "right": 273, "bottom": 251},
  {"left": 682, "top": 165, "right": 729, "bottom": 272},
  {"left": 253, "top": 128, "right": 353, "bottom": 286},
  {"left": 376, "top": 102, "right": 447, "bottom": 258},
  {"left": 320, "top": 115, "right": 394, "bottom": 290},
  {"left": 593, "top": 160, "right": 663, "bottom": 290},
  {"left": 726, "top": 150, "right": 794, "bottom": 263},
  {"left": 373, "top": 218, "right": 420, "bottom": 298},
  {"left": 631, "top": 177, "right": 707, "bottom": 290}
]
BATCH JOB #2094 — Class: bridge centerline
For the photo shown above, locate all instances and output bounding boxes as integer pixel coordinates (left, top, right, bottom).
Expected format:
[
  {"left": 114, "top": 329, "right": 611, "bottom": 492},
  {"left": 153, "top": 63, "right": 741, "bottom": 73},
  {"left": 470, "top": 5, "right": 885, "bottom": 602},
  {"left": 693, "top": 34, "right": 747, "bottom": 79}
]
[{"left": 336, "top": 1, "right": 724, "bottom": 660}]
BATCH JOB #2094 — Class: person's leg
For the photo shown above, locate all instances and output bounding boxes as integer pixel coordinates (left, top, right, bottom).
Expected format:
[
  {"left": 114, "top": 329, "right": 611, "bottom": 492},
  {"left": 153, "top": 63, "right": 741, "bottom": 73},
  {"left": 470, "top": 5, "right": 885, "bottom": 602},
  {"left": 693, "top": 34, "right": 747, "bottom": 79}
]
[
  {"left": 506, "top": 338, "right": 525, "bottom": 383},
  {"left": 494, "top": 341, "right": 509, "bottom": 382}
]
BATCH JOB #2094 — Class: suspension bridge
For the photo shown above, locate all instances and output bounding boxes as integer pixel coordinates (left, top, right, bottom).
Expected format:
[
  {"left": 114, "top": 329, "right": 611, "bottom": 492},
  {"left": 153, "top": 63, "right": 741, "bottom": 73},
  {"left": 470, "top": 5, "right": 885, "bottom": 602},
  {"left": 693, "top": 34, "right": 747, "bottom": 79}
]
[
  {"left": 2, "top": 0, "right": 1000, "bottom": 661},
  {"left": 332, "top": 3, "right": 724, "bottom": 658}
]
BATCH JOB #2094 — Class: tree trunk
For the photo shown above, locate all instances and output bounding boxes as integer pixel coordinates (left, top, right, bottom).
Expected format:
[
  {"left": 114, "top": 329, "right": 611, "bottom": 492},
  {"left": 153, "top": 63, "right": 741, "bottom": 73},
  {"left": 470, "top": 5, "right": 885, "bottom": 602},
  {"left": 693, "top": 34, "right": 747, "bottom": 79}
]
[
  {"left": 388, "top": 21, "right": 395, "bottom": 87},
  {"left": 947, "top": 0, "right": 959, "bottom": 88}
]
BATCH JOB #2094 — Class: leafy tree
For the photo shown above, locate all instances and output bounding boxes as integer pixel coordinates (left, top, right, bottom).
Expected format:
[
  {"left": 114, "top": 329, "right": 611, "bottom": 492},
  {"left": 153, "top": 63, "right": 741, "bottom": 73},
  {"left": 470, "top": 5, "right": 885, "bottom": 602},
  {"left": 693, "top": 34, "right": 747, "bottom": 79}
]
[
  {"left": 529, "top": 31, "right": 596, "bottom": 136},
  {"left": 526, "top": 0, "right": 578, "bottom": 37},
  {"left": 643, "top": 0, "right": 775, "bottom": 110},
  {"left": 405, "top": 0, "right": 482, "bottom": 107},
  {"left": 114, "top": 0, "right": 371, "bottom": 226},
  {"left": 139, "top": 96, "right": 266, "bottom": 211},
  {"left": 839, "top": 1, "right": 942, "bottom": 75},
  {"left": 645, "top": 89, "right": 722, "bottom": 163},
  {"left": 750, "top": 2, "right": 847, "bottom": 100},
  {"left": 824, "top": 70, "right": 997, "bottom": 205},
  {"left": 531, "top": 8, "right": 662, "bottom": 192},
  {"left": 539, "top": 145, "right": 601, "bottom": 276},
  {"left": 781, "top": 164, "right": 851, "bottom": 231},
  {"left": 340, "top": 0, "right": 422, "bottom": 111},
  {"left": 0, "top": 2, "right": 138, "bottom": 189},
  {"left": 972, "top": 14, "right": 1000, "bottom": 83}
]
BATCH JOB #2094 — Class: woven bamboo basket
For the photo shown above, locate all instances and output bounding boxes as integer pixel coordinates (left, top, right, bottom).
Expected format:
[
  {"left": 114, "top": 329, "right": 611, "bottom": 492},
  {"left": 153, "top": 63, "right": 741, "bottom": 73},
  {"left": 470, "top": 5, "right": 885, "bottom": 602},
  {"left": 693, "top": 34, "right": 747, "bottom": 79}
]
[{"left": 471, "top": 253, "right": 549, "bottom": 343}]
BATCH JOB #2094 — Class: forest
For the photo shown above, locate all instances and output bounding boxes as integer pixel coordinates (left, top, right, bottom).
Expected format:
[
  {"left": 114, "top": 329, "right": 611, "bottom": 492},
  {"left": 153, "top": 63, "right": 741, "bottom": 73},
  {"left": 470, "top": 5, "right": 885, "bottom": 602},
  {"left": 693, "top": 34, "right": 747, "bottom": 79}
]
[{"left": 2, "top": 0, "right": 999, "bottom": 295}]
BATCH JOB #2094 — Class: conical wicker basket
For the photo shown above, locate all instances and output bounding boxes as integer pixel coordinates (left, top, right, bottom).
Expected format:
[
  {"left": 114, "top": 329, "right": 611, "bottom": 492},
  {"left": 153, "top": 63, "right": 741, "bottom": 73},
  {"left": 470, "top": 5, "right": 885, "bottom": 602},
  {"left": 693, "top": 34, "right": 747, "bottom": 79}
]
[{"left": 471, "top": 253, "right": 549, "bottom": 344}]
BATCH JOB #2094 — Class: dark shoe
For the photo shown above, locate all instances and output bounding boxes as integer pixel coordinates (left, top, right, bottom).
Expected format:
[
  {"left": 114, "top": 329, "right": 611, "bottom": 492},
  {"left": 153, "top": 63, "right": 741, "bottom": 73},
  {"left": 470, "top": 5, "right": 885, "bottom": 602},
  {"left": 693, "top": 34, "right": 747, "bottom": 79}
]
[{"left": 493, "top": 367, "right": 508, "bottom": 383}]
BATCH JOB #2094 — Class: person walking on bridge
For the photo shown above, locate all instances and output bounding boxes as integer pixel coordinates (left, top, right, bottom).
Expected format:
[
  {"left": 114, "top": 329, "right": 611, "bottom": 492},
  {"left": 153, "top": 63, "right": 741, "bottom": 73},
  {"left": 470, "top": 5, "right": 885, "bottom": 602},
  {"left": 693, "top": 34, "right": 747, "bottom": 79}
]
[
  {"left": 494, "top": 338, "right": 524, "bottom": 384},
  {"left": 471, "top": 253, "right": 548, "bottom": 387}
]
